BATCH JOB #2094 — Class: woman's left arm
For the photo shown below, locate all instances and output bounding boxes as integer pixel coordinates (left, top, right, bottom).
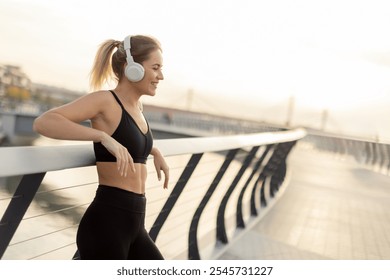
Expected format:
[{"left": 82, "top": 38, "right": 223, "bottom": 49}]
[{"left": 151, "top": 147, "right": 170, "bottom": 189}]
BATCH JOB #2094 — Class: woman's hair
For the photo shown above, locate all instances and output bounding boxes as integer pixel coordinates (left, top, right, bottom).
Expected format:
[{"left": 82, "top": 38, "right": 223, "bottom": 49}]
[{"left": 89, "top": 35, "right": 161, "bottom": 90}]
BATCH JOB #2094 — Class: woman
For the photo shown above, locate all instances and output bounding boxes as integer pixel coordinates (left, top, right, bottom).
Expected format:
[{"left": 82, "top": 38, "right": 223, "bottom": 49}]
[{"left": 33, "top": 35, "right": 169, "bottom": 260}]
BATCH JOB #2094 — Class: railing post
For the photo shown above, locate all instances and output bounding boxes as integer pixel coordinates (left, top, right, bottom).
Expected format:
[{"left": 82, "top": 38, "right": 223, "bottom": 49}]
[
  {"left": 0, "top": 173, "right": 46, "bottom": 259},
  {"left": 236, "top": 144, "right": 273, "bottom": 228},
  {"left": 251, "top": 174, "right": 265, "bottom": 216},
  {"left": 270, "top": 161, "right": 286, "bottom": 197},
  {"left": 260, "top": 179, "right": 268, "bottom": 207},
  {"left": 188, "top": 149, "right": 239, "bottom": 260},
  {"left": 250, "top": 145, "right": 277, "bottom": 216},
  {"left": 216, "top": 146, "right": 259, "bottom": 244},
  {"left": 149, "top": 153, "right": 203, "bottom": 242},
  {"left": 259, "top": 141, "right": 296, "bottom": 208}
]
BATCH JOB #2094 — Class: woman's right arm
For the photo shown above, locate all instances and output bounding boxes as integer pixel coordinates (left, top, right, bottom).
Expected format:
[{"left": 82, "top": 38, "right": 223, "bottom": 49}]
[
  {"left": 33, "top": 91, "right": 107, "bottom": 142},
  {"left": 33, "top": 91, "right": 135, "bottom": 176}
]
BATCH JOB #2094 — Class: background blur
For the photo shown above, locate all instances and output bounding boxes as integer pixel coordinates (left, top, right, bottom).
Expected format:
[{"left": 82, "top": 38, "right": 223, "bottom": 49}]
[{"left": 1, "top": 0, "right": 390, "bottom": 141}]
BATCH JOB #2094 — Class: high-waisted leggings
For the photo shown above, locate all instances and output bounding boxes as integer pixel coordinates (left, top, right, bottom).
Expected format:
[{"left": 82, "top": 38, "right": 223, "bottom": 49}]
[{"left": 76, "top": 185, "right": 164, "bottom": 260}]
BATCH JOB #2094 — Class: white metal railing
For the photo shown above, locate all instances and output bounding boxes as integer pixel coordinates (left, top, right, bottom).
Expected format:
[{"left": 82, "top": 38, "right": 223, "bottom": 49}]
[
  {"left": 302, "top": 129, "right": 390, "bottom": 175},
  {"left": 0, "top": 128, "right": 306, "bottom": 260}
]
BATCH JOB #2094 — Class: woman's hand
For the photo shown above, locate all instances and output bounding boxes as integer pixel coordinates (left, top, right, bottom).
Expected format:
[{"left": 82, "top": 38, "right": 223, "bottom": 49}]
[
  {"left": 100, "top": 132, "right": 135, "bottom": 177},
  {"left": 152, "top": 147, "right": 170, "bottom": 189}
]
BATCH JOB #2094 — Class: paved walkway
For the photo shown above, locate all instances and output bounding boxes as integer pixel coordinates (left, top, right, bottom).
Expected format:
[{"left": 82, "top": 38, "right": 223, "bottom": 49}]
[{"left": 218, "top": 145, "right": 390, "bottom": 260}]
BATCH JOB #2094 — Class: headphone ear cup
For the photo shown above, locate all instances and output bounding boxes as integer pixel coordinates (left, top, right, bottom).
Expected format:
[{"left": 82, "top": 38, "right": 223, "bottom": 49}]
[{"left": 125, "top": 62, "right": 145, "bottom": 82}]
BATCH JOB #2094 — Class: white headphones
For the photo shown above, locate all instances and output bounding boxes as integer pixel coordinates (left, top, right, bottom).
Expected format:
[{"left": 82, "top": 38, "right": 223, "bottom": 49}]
[{"left": 123, "top": 35, "right": 145, "bottom": 82}]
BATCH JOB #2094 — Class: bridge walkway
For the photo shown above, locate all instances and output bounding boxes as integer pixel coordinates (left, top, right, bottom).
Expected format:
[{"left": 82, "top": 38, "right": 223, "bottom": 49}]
[{"left": 219, "top": 145, "right": 390, "bottom": 260}]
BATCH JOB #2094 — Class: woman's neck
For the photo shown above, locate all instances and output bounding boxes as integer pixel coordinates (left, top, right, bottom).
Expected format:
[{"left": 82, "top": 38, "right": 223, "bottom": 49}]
[{"left": 113, "top": 82, "right": 141, "bottom": 108}]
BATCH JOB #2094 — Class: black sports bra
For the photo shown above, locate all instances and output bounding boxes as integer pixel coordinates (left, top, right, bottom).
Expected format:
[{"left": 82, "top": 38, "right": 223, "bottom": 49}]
[{"left": 93, "top": 90, "right": 153, "bottom": 164}]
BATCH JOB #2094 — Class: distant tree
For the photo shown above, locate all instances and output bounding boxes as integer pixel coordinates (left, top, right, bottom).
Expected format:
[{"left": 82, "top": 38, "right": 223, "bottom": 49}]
[{"left": 6, "top": 86, "right": 31, "bottom": 101}]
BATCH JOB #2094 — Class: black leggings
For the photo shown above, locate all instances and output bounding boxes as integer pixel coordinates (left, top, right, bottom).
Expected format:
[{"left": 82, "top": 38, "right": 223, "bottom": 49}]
[{"left": 76, "top": 185, "right": 164, "bottom": 260}]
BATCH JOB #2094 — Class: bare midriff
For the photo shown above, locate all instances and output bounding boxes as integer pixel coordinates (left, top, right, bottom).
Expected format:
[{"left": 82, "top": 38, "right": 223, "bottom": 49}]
[{"left": 96, "top": 162, "right": 148, "bottom": 194}]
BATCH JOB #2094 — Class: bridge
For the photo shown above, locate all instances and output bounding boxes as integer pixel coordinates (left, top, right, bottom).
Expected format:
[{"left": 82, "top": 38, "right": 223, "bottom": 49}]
[{"left": 1, "top": 118, "right": 390, "bottom": 261}]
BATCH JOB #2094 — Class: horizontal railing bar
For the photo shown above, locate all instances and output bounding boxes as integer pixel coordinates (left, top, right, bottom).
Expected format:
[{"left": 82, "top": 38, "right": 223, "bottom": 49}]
[
  {"left": 0, "top": 180, "right": 96, "bottom": 201},
  {"left": 0, "top": 129, "right": 306, "bottom": 177},
  {"left": 9, "top": 224, "right": 78, "bottom": 246},
  {"left": 22, "top": 203, "right": 90, "bottom": 221},
  {"left": 28, "top": 242, "right": 76, "bottom": 260},
  {"left": 35, "top": 182, "right": 98, "bottom": 195}
]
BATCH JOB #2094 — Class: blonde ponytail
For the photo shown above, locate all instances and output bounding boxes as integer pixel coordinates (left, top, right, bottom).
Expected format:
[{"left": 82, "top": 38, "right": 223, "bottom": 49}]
[{"left": 89, "top": 40, "right": 120, "bottom": 90}]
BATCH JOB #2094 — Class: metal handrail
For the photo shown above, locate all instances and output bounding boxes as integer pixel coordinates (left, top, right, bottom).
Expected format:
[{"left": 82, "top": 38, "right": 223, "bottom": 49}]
[{"left": 0, "top": 129, "right": 306, "bottom": 177}]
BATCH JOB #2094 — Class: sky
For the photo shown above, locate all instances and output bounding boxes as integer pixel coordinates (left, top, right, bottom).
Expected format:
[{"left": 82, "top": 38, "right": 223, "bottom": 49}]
[{"left": 1, "top": 0, "right": 390, "bottom": 141}]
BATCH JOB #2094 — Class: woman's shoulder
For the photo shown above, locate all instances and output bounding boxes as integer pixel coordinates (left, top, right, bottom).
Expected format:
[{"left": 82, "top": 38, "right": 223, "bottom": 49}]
[
  {"left": 88, "top": 90, "right": 112, "bottom": 99},
  {"left": 69, "top": 90, "right": 117, "bottom": 114},
  {"left": 85, "top": 90, "right": 120, "bottom": 117},
  {"left": 82, "top": 90, "right": 116, "bottom": 106}
]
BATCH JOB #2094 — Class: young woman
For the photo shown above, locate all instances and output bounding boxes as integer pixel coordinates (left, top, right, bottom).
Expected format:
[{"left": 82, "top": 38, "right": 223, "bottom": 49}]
[{"left": 33, "top": 35, "right": 169, "bottom": 260}]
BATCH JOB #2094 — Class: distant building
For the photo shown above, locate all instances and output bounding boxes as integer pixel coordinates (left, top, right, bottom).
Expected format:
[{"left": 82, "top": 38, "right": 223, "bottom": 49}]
[
  {"left": 0, "top": 64, "right": 32, "bottom": 100},
  {"left": 0, "top": 63, "right": 85, "bottom": 112}
]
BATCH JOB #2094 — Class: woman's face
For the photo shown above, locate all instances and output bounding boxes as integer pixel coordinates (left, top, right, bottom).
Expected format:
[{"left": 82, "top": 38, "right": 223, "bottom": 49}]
[{"left": 136, "top": 49, "right": 164, "bottom": 97}]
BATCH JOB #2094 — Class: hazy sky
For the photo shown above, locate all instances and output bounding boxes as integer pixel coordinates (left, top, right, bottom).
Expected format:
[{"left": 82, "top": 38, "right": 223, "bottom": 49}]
[{"left": 1, "top": 0, "right": 390, "bottom": 140}]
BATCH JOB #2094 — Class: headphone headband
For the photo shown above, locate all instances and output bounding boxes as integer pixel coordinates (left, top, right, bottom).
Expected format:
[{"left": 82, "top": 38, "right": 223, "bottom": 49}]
[
  {"left": 124, "top": 35, "right": 134, "bottom": 63},
  {"left": 123, "top": 35, "right": 145, "bottom": 82}
]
